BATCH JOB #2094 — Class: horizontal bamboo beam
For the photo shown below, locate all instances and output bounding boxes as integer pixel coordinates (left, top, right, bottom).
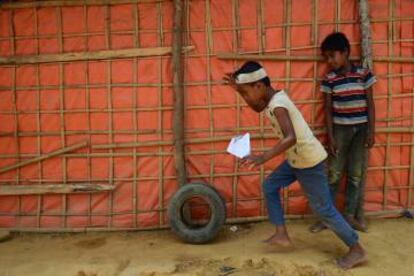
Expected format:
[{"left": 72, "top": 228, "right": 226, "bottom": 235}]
[
  {"left": 0, "top": 141, "right": 88, "bottom": 174},
  {"left": 0, "top": 183, "right": 113, "bottom": 195},
  {"left": 217, "top": 53, "right": 414, "bottom": 63},
  {"left": 0, "top": 46, "right": 195, "bottom": 65},
  {"left": 91, "top": 126, "right": 414, "bottom": 150},
  {"left": 5, "top": 209, "right": 412, "bottom": 233},
  {"left": 1, "top": 125, "right": 412, "bottom": 139},
  {"left": 0, "top": 0, "right": 166, "bottom": 9}
]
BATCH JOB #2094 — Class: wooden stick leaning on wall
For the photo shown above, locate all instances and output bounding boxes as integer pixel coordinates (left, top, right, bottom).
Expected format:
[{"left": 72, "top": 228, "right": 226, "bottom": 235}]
[{"left": 0, "top": 141, "right": 88, "bottom": 174}]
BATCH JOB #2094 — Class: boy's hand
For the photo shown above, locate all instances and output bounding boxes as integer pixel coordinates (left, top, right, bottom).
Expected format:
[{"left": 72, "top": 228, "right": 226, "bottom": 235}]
[
  {"left": 240, "top": 155, "right": 265, "bottom": 170},
  {"left": 365, "top": 131, "right": 375, "bottom": 148},
  {"left": 222, "top": 73, "right": 238, "bottom": 91}
]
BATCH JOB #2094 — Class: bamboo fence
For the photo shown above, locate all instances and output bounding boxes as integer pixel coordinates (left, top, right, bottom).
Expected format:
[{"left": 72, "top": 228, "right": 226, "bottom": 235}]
[{"left": 0, "top": 0, "right": 412, "bottom": 231}]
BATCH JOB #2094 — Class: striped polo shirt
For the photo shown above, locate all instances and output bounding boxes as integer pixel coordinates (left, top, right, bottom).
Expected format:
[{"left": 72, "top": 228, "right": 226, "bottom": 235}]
[{"left": 320, "top": 65, "right": 376, "bottom": 125}]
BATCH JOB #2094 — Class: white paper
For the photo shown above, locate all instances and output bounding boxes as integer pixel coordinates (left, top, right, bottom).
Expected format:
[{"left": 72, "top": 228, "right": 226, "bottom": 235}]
[{"left": 226, "top": 133, "right": 251, "bottom": 159}]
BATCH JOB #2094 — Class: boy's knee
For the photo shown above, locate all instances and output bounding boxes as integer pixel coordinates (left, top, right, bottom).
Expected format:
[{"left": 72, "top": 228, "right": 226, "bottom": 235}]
[
  {"left": 310, "top": 196, "right": 335, "bottom": 216},
  {"left": 262, "top": 178, "right": 279, "bottom": 195}
]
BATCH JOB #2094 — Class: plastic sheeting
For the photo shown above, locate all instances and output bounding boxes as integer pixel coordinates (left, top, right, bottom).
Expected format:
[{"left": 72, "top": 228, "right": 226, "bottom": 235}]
[{"left": 0, "top": 0, "right": 413, "bottom": 230}]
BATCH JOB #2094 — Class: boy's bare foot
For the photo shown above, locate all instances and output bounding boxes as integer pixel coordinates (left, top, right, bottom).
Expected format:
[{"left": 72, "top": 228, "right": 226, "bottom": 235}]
[
  {"left": 345, "top": 215, "right": 367, "bottom": 232},
  {"left": 263, "top": 233, "right": 293, "bottom": 247},
  {"left": 336, "top": 243, "right": 366, "bottom": 269},
  {"left": 309, "top": 221, "right": 327, "bottom": 233}
]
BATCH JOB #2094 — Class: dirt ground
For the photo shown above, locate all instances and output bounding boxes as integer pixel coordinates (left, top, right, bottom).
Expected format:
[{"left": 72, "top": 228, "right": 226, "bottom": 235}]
[{"left": 0, "top": 218, "right": 413, "bottom": 276}]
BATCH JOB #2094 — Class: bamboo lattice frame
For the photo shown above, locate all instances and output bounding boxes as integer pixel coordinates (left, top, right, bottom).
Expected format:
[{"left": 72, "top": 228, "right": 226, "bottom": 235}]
[{"left": 0, "top": 0, "right": 413, "bottom": 231}]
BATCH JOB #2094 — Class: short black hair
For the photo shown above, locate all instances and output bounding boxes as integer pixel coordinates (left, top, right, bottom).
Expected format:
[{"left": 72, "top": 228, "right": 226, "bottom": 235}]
[
  {"left": 233, "top": 61, "right": 271, "bottom": 87},
  {"left": 320, "top": 32, "right": 350, "bottom": 56}
]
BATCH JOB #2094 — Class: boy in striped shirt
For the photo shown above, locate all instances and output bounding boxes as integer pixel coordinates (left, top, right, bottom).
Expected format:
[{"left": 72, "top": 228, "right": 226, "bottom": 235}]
[{"left": 310, "top": 32, "right": 376, "bottom": 233}]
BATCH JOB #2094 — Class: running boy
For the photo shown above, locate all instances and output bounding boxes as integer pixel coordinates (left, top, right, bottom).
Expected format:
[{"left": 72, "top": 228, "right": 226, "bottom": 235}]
[
  {"left": 310, "top": 32, "right": 376, "bottom": 233},
  {"left": 223, "top": 61, "right": 366, "bottom": 269}
]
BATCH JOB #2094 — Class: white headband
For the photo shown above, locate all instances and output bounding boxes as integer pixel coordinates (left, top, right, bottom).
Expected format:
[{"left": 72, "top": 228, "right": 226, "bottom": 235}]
[{"left": 235, "top": 68, "right": 267, "bottom": 84}]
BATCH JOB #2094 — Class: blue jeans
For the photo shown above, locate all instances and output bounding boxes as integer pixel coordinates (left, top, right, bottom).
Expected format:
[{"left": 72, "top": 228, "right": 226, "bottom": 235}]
[{"left": 262, "top": 160, "right": 359, "bottom": 247}]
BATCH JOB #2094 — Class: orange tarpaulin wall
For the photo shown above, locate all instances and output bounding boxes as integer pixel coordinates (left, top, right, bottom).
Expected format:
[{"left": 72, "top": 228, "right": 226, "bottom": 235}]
[{"left": 0, "top": 0, "right": 413, "bottom": 230}]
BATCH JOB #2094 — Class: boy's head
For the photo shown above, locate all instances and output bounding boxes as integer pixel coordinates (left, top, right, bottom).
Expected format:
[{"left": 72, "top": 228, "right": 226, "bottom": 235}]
[
  {"left": 232, "top": 61, "right": 270, "bottom": 112},
  {"left": 320, "top": 32, "right": 350, "bottom": 71}
]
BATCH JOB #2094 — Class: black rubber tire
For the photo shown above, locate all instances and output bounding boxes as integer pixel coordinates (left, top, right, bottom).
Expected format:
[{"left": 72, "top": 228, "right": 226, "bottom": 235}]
[{"left": 168, "top": 182, "right": 226, "bottom": 244}]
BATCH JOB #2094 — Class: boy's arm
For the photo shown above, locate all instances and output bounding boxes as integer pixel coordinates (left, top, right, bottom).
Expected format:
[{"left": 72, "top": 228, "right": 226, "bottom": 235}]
[
  {"left": 324, "top": 93, "right": 337, "bottom": 156},
  {"left": 242, "top": 107, "right": 296, "bottom": 169},
  {"left": 366, "top": 87, "right": 375, "bottom": 148}
]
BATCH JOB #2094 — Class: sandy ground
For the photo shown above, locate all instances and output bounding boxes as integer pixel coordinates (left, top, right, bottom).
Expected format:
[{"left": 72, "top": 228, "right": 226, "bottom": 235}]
[{"left": 0, "top": 218, "right": 413, "bottom": 276}]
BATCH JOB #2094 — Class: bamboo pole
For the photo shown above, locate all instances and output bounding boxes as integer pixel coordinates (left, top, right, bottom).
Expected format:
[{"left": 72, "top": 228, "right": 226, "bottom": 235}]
[
  {"left": 172, "top": 0, "right": 187, "bottom": 187},
  {"left": 1, "top": 70, "right": 412, "bottom": 93},
  {"left": 216, "top": 53, "right": 414, "bottom": 63},
  {"left": 1, "top": 124, "right": 413, "bottom": 140},
  {"left": 0, "top": 184, "right": 113, "bottom": 196},
  {"left": 359, "top": 0, "right": 373, "bottom": 69},
  {"left": 0, "top": 46, "right": 194, "bottom": 65},
  {"left": 355, "top": 0, "right": 373, "bottom": 222},
  {"left": 56, "top": 6, "right": 68, "bottom": 229},
  {"left": 231, "top": 0, "right": 240, "bottom": 218},
  {"left": 5, "top": 208, "right": 412, "bottom": 233},
  {"left": 8, "top": 8, "right": 22, "bottom": 228},
  {"left": 132, "top": 2, "right": 139, "bottom": 229},
  {"left": 33, "top": 6, "right": 44, "bottom": 229},
  {"left": 283, "top": 0, "right": 292, "bottom": 215},
  {"left": 205, "top": 0, "right": 215, "bottom": 193},
  {"left": 0, "top": 168, "right": 411, "bottom": 185},
  {"left": 0, "top": 142, "right": 88, "bottom": 175},
  {"left": 156, "top": 1, "right": 165, "bottom": 227},
  {"left": 0, "top": 0, "right": 167, "bottom": 9},
  {"left": 383, "top": 0, "right": 395, "bottom": 211},
  {"left": 257, "top": 0, "right": 266, "bottom": 217},
  {"left": 103, "top": 4, "right": 115, "bottom": 229}
]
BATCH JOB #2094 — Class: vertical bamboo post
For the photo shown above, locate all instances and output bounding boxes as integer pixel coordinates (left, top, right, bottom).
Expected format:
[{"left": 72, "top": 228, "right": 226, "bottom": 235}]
[
  {"left": 357, "top": 0, "right": 373, "bottom": 220},
  {"left": 132, "top": 2, "right": 139, "bottom": 228},
  {"left": 205, "top": 0, "right": 214, "bottom": 189},
  {"left": 34, "top": 6, "right": 43, "bottom": 228},
  {"left": 56, "top": 6, "right": 68, "bottom": 228},
  {"left": 156, "top": 1, "right": 165, "bottom": 226},
  {"left": 409, "top": 85, "right": 414, "bottom": 209},
  {"left": 83, "top": 4, "right": 93, "bottom": 227},
  {"left": 310, "top": 0, "right": 319, "bottom": 216},
  {"left": 359, "top": 0, "right": 373, "bottom": 70},
  {"left": 231, "top": 0, "right": 240, "bottom": 218},
  {"left": 104, "top": 5, "right": 115, "bottom": 228},
  {"left": 172, "top": 0, "right": 187, "bottom": 187},
  {"left": 335, "top": 0, "right": 340, "bottom": 32},
  {"left": 257, "top": 0, "right": 265, "bottom": 217},
  {"left": 282, "top": 0, "right": 291, "bottom": 215},
  {"left": 8, "top": 9, "right": 21, "bottom": 227},
  {"left": 382, "top": 0, "right": 395, "bottom": 211}
]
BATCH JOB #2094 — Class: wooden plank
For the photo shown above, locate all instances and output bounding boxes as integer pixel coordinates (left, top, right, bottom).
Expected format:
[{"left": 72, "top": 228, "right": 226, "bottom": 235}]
[
  {"left": 0, "top": 46, "right": 195, "bottom": 65},
  {"left": 0, "top": 184, "right": 114, "bottom": 196},
  {"left": 0, "top": 141, "right": 88, "bottom": 174}
]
